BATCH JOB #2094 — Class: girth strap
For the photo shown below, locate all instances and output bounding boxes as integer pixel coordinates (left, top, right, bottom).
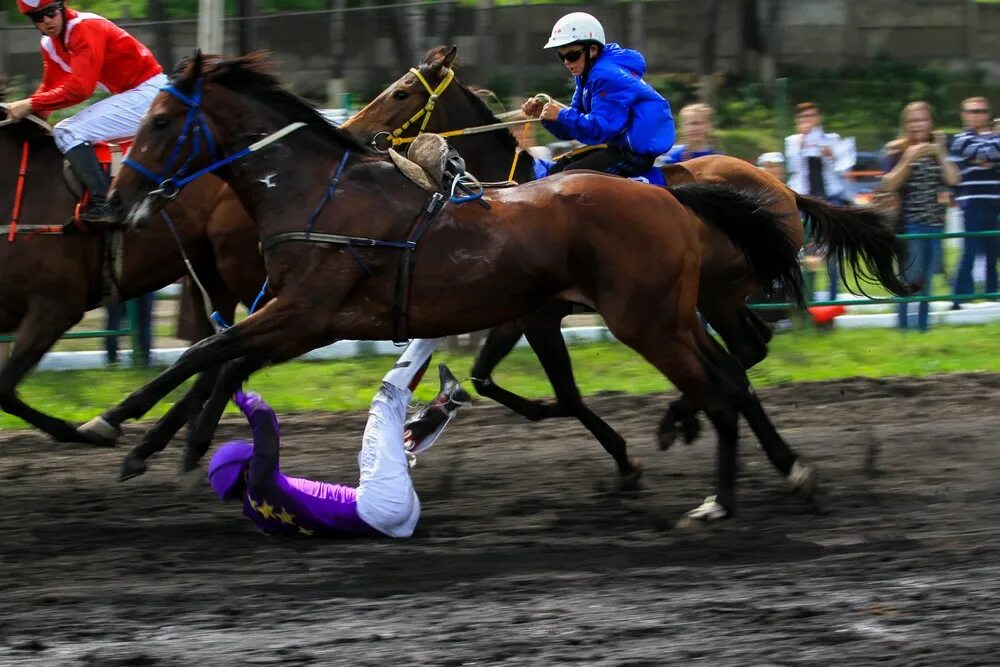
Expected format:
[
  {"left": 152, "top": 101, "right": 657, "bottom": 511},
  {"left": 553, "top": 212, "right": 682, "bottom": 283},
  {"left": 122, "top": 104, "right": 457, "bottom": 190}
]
[{"left": 261, "top": 192, "right": 449, "bottom": 343}]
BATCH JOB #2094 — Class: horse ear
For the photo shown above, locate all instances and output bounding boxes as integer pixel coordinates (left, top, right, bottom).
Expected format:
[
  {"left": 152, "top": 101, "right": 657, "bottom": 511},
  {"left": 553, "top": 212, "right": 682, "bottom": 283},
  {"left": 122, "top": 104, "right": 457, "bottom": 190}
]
[
  {"left": 442, "top": 45, "right": 458, "bottom": 70},
  {"left": 174, "top": 49, "right": 203, "bottom": 96},
  {"left": 189, "top": 49, "right": 204, "bottom": 83}
]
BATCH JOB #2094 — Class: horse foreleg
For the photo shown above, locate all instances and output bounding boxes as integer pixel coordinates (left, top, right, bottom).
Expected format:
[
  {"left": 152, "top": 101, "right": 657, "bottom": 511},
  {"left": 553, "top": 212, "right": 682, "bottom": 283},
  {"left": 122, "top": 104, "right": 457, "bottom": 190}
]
[
  {"left": 80, "top": 299, "right": 324, "bottom": 438},
  {"left": 0, "top": 305, "right": 99, "bottom": 444},
  {"left": 183, "top": 355, "right": 265, "bottom": 473},
  {"left": 119, "top": 364, "right": 223, "bottom": 480},
  {"left": 521, "top": 310, "right": 641, "bottom": 485}
]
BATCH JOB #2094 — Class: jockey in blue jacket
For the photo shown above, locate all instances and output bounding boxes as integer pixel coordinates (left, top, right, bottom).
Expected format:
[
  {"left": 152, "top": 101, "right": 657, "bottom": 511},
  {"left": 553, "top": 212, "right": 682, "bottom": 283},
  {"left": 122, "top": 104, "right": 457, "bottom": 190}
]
[{"left": 521, "top": 12, "right": 675, "bottom": 178}]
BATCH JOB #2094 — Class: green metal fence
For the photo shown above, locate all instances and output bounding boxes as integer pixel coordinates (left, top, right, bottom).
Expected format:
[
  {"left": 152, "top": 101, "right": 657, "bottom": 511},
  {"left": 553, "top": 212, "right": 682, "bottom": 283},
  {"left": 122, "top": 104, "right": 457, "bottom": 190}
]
[
  {"left": 753, "top": 228, "right": 1000, "bottom": 311},
  {"left": 0, "top": 299, "right": 147, "bottom": 366}
]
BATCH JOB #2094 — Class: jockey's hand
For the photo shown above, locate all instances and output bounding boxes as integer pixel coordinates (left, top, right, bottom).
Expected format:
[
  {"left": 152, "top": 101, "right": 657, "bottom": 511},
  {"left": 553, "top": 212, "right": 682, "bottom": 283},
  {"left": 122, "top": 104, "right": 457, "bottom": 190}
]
[
  {"left": 521, "top": 98, "right": 543, "bottom": 118},
  {"left": 233, "top": 390, "right": 267, "bottom": 416},
  {"left": 539, "top": 102, "right": 563, "bottom": 122},
  {"left": 5, "top": 99, "right": 33, "bottom": 122}
]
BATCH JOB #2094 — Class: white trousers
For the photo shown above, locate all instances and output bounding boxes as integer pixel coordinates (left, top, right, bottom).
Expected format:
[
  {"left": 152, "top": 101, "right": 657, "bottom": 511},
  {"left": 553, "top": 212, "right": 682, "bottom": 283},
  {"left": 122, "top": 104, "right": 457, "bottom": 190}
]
[
  {"left": 355, "top": 383, "right": 421, "bottom": 538},
  {"left": 53, "top": 73, "right": 168, "bottom": 153}
]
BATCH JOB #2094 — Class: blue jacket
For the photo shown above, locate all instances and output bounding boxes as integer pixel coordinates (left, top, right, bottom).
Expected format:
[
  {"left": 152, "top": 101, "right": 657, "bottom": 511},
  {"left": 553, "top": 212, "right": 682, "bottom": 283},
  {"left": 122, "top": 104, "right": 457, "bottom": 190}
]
[{"left": 543, "top": 43, "right": 674, "bottom": 156}]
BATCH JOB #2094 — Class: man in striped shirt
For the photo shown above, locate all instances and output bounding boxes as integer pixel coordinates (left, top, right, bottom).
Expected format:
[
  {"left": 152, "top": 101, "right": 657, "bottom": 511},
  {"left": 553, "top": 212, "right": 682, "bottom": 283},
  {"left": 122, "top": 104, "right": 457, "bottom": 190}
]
[{"left": 950, "top": 97, "right": 1000, "bottom": 306}]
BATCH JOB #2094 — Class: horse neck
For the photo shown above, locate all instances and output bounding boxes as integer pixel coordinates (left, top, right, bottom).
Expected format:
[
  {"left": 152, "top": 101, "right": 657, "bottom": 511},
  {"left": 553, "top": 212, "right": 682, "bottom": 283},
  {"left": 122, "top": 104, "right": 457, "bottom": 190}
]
[{"left": 449, "top": 131, "right": 537, "bottom": 184}]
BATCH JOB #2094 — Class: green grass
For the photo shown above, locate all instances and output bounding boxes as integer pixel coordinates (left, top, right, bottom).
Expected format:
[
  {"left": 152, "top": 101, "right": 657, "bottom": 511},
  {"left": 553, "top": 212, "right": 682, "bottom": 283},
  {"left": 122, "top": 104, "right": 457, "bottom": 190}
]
[{"left": 3, "top": 323, "right": 1000, "bottom": 432}]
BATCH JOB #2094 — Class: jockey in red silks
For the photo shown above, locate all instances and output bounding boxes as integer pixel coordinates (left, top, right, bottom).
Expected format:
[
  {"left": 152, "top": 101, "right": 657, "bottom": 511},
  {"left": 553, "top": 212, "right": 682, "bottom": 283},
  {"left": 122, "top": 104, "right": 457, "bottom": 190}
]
[
  {"left": 5, "top": 0, "right": 165, "bottom": 227},
  {"left": 208, "top": 338, "right": 471, "bottom": 538}
]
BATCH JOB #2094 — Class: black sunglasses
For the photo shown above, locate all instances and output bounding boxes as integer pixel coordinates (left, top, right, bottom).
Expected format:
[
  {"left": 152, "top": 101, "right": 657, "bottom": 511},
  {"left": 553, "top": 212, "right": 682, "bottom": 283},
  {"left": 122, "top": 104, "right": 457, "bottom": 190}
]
[
  {"left": 963, "top": 108, "right": 990, "bottom": 114},
  {"left": 557, "top": 49, "right": 586, "bottom": 63},
  {"left": 28, "top": 5, "right": 61, "bottom": 21}
]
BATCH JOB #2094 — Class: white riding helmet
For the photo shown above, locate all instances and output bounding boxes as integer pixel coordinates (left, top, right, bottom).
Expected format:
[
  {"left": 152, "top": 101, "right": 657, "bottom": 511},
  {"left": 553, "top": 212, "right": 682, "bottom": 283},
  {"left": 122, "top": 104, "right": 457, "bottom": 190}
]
[{"left": 544, "top": 12, "right": 606, "bottom": 49}]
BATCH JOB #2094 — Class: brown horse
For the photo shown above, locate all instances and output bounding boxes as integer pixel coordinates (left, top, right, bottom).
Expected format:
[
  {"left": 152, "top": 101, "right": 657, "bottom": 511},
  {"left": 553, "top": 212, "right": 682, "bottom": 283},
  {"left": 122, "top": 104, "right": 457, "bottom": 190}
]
[
  {"left": 344, "top": 45, "right": 911, "bottom": 471},
  {"left": 0, "top": 106, "right": 265, "bottom": 455},
  {"left": 88, "top": 52, "right": 814, "bottom": 520}
]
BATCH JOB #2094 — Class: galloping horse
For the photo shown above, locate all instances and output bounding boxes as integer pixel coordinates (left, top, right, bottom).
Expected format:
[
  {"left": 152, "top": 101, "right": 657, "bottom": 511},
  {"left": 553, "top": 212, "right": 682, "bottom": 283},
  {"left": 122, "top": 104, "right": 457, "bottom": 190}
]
[
  {"left": 344, "top": 45, "right": 911, "bottom": 474},
  {"left": 0, "top": 105, "right": 265, "bottom": 452},
  {"left": 92, "top": 52, "right": 814, "bottom": 520}
]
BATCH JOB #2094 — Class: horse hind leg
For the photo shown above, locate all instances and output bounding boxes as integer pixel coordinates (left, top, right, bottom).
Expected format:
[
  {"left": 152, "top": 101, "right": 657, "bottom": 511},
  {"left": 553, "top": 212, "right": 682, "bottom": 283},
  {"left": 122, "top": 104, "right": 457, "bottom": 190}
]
[
  {"left": 470, "top": 302, "right": 574, "bottom": 421},
  {"left": 521, "top": 310, "right": 641, "bottom": 488},
  {"left": 700, "top": 330, "right": 819, "bottom": 501},
  {"left": 658, "top": 394, "right": 701, "bottom": 451},
  {"left": 601, "top": 307, "right": 740, "bottom": 523},
  {"left": 659, "top": 297, "right": 771, "bottom": 452}
]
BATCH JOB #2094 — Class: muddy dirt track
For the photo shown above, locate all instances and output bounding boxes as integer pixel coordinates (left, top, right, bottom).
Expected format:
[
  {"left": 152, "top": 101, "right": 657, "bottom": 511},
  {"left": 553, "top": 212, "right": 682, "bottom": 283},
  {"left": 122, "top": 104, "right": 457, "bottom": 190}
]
[{"left": 1, "top": 373, "right": 999, "bottom": 666}]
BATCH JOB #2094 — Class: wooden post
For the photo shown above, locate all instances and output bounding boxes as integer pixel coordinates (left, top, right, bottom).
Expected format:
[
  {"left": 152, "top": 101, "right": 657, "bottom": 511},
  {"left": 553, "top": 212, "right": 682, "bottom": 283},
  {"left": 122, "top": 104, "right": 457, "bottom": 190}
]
[{"left": 198, "top": 0, "right": 224, "bottom": 54}]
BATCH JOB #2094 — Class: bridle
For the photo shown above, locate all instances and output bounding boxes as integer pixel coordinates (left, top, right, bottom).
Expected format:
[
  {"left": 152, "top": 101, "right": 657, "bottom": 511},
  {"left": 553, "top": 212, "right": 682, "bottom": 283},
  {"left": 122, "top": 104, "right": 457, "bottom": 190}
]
[
  {"left": 122, "top": 78, "right": 305, "bottom": 202},
  {"left": 369, "top": 67, "right": 456, "bottom": 152}
]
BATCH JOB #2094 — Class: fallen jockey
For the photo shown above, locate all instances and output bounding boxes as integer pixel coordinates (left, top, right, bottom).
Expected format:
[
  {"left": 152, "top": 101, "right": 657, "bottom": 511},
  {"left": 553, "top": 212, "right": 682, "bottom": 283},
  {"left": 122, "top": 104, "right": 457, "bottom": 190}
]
[{"left": 208, "top": 338, "right": 471, "bottom": 538}]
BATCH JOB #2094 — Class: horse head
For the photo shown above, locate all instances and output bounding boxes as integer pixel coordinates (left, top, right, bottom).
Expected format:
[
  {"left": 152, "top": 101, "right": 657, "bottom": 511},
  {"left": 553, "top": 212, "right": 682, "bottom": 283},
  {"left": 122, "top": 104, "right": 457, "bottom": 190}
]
[
  {"left": 113, "top": 49, "right": 369, "bottom": 233},
  {"left": 346, "top": 45, "right": 462, "bottom": 151}
]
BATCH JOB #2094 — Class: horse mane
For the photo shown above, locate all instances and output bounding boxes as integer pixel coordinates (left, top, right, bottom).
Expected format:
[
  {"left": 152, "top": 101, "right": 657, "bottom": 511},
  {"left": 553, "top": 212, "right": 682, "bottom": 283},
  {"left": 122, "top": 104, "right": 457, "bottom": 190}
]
[
  {"left": 173, "top": 52, "right": 369, "bottom": 154},
  {"left": 419, "top": 46, "right": 520, "bottom": 156}
]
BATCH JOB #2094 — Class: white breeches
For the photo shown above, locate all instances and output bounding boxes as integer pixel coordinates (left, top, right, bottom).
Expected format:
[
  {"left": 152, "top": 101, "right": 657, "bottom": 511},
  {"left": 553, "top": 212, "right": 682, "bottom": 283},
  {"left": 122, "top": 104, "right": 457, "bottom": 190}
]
[
  {"left": 355, "top": 383, "right": 421, "bottom": 538},
  {"left": 53, "top": 73, "right": 168, "bottom": 153}
]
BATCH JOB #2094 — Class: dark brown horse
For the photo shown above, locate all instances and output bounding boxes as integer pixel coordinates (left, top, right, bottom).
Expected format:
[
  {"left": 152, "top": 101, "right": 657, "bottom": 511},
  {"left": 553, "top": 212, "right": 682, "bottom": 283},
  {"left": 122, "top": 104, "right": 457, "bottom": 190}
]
[
  {"left": 89, "top": 52, "right": 814, "bottom": 520},
  {"left": 0, "top": 106, "right": 265, "bottom": 453},
  {"left": 344, "top": 45, "right": 911, "bottom": 474}
]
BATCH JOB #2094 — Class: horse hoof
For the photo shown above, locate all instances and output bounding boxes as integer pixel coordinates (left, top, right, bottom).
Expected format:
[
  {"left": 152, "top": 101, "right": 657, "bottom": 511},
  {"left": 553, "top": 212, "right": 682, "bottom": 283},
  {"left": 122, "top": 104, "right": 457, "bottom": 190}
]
[
  {"left": 618, "top": 461, "right": 643, "bottom": 491},
  {"left": 657, "top": 425, "right": 678, "bottom": 451},
  {"left": 120, "top": 456, "right": 148, "bottom": 481},
  {"left": 79, "top": 416, "right": 121, "bottom": 445},
  {"left": 788, "top": 460, "right": 818, "bottom": 499},
  {"left": 681, "top": 417, "right": 701, "bottom": 445},
  {"left": 182, "top": 446, "right": 209, "bottom": 474},
  {"left": 676, "top": 495, "right": 731, "bottom": 529}
]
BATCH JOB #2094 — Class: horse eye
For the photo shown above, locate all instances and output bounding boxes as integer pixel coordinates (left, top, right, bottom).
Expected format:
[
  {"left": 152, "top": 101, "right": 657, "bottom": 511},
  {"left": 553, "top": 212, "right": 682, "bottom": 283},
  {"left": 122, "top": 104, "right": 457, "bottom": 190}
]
[
  {"left": 392, "top": 90, "right": 409, "bottom": 100},
  {"left": 152, "top": 115, "right": 170, "bottom": 130}
]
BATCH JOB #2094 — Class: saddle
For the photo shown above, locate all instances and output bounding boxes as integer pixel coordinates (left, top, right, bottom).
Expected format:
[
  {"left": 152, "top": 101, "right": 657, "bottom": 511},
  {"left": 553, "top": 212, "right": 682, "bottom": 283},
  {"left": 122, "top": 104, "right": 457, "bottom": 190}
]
[
  {"left": 61, "top": 140, "right": 132, "bottom": 199},
  {"left": 389, "top": 133, "right": 471, "bottom": 194}
]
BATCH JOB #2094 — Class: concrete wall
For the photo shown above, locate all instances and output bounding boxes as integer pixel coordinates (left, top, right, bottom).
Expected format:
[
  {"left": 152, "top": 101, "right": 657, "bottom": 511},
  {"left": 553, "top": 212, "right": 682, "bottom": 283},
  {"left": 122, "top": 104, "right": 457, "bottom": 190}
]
[{"left": 0, "top": 0, "right": 996, "bottom": 103}]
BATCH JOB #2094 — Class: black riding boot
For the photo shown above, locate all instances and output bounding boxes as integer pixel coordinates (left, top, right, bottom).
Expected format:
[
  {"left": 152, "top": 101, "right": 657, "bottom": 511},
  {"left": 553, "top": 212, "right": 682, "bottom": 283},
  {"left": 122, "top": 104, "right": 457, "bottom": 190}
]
[{"left": 64, "top": 143, "right": 119, "bottom": 227}]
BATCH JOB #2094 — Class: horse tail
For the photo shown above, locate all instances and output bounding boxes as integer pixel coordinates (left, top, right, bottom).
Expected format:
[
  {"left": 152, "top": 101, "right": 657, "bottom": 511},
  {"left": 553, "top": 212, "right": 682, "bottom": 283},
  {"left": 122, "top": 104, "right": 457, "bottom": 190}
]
[
  {"left": 669, "top": 183, "right": 806, "bottom": 308},
  {"left": 795, "top": 193, "right": 912, "bottom": 297}
]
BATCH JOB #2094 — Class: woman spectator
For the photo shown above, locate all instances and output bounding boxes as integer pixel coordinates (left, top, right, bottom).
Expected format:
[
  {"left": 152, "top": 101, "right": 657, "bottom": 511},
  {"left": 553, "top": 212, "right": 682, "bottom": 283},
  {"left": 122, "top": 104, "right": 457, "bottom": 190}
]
[
  {"left": 881, "top": 101, "right": 960, "bottom": 331},
  {"left": 655, "top": 103, "right": 720, "bottom": 165}
]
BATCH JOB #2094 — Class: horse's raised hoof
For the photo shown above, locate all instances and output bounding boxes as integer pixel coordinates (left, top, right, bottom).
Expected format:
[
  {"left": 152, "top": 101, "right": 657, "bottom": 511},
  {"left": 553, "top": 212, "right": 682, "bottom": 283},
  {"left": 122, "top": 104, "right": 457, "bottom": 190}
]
[
  {"left": 120, "top": 455, "right": 149, "bottom": 481},
  {"left": 787, "top": 460, "right": 818, "bottom": 499},
  {"left": 78, "top": 416, "right": 121, "bottom": 446},
  {"left": 681, "top": 417, "right": 701, "bottom": 445},
  {"left": 182, "top": 444, "right": 210, "bottom": 474},
  {"left": 618, "top": 460, "right": 644, "bottom": 491},
  {"left": 657, "top": 424, "right": 678, "bottom": 451},
  {"left": 676, "top": 495, "right": 732, "bottom": 529}
]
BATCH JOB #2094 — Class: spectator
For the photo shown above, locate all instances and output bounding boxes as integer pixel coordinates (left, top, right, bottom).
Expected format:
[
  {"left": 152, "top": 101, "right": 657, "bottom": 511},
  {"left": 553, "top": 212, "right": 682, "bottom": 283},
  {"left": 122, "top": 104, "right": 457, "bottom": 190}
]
[
  {"left": 106, "top": 294, "right": 155, "bottom": 366},
  {"left": 655, "top": 103, "right": 720, "bottom": 166},
  {"left": 785, "top": 102, "right": 856, "bottom": 301},
  {"left": 881, "top": 102, "right": 959, "bottom": 331},
  {"left": 949, "top": 96, "right": 1000, "bottom": 308},
  {"left": 756, "top": 151, "right": 785, "bottom": 181}
]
